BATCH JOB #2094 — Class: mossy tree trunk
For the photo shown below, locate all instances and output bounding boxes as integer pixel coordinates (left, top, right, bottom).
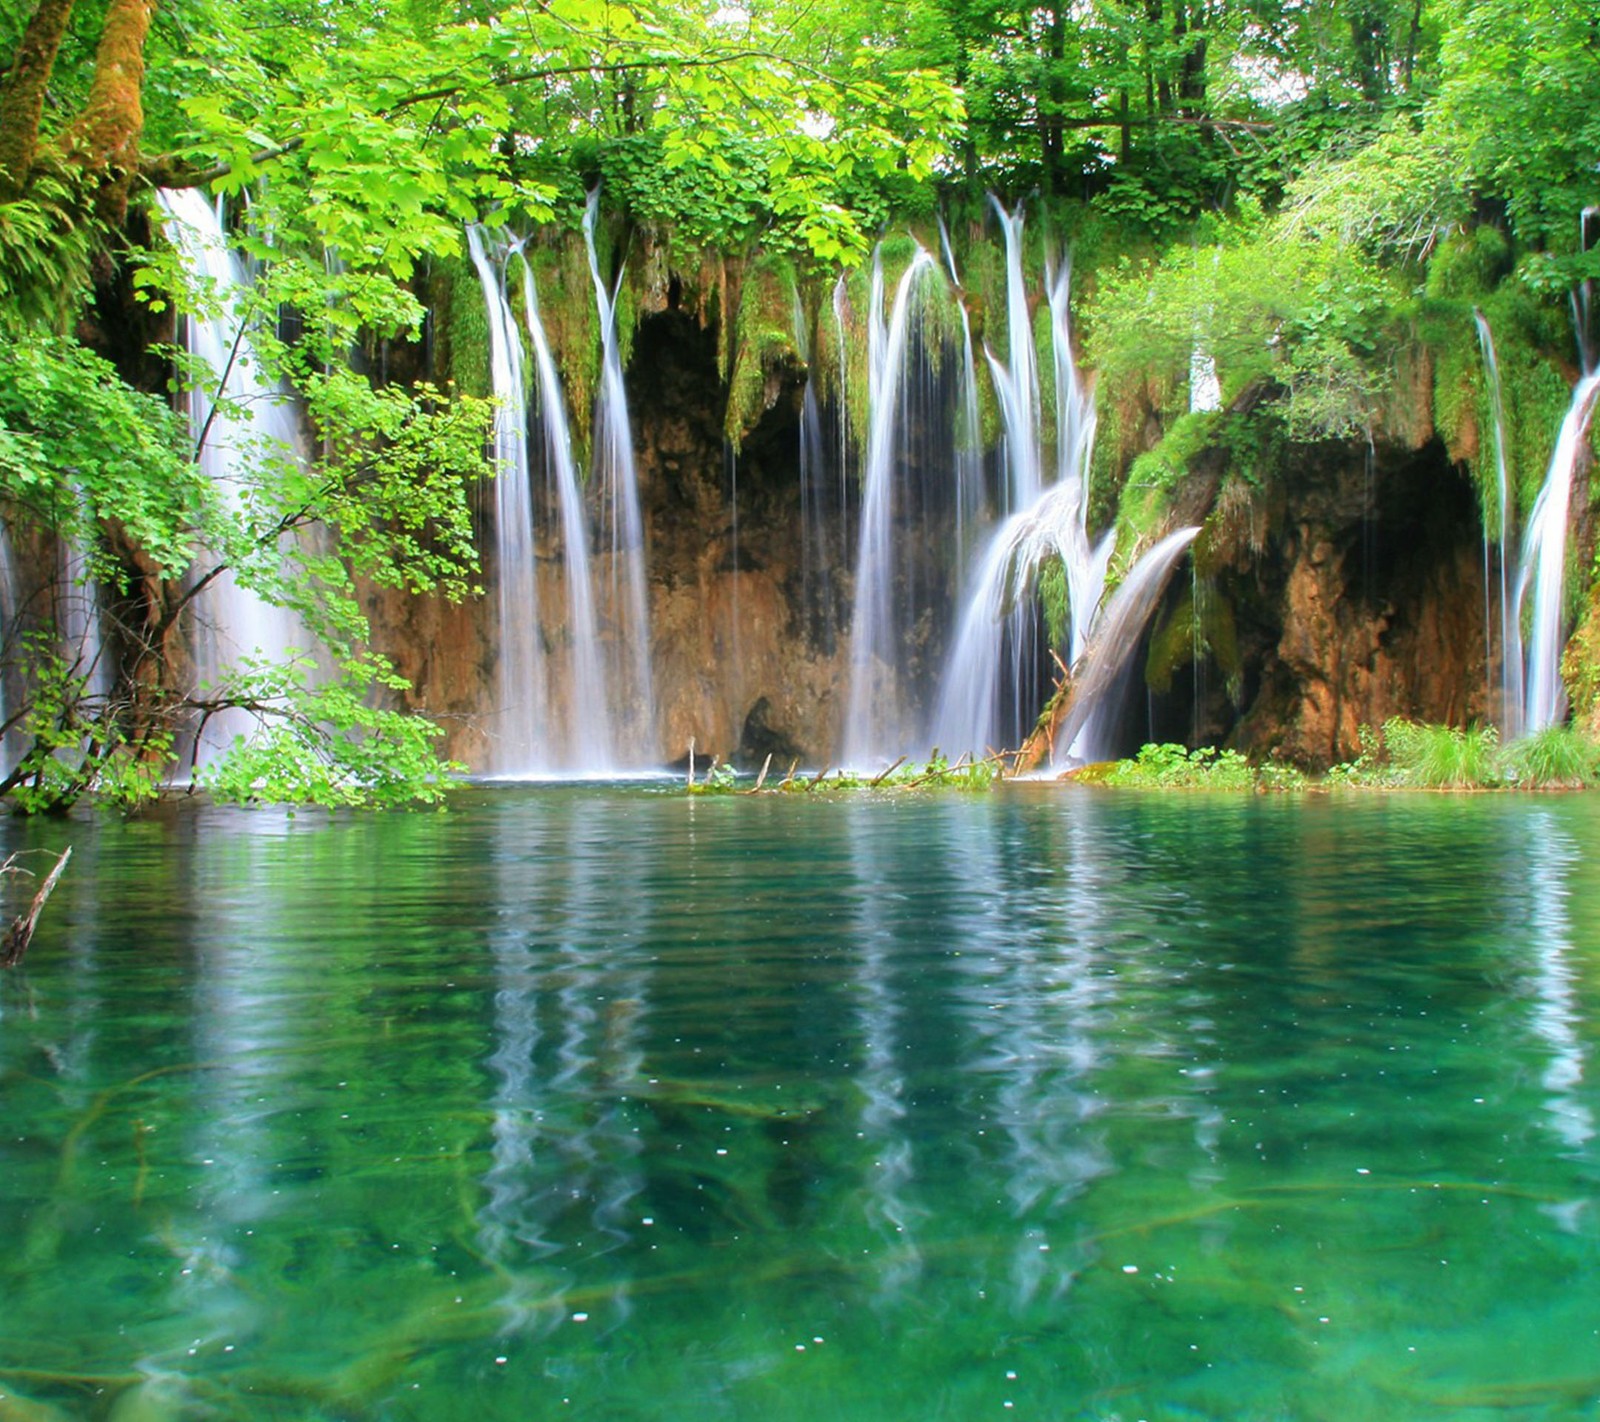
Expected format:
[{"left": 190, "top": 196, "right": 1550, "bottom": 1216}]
[
  {"left": 65, "top": 0, "right": 155, "bottom": 224},
  {"left": 0, "top": 0, "right": 79, "bottom": 200},
  {"left": 0, "top": 0, "right": 154, "bottom": 222}
]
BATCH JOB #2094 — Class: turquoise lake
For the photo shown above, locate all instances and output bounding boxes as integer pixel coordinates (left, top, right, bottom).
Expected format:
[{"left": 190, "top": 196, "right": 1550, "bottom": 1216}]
[{"left": 3, "top": 786, "right": 1600, "bottom": 1419}]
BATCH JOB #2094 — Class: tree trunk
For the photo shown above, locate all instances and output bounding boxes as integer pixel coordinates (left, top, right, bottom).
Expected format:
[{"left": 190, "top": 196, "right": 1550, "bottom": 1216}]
[
  {"left": 1039, "top": 0, "right": 1068, "bottom": 195},
  {"left": 1176, "top": 0, "right": 1207, "bottom": 116},
  {"left": 1149, "top": 0, "right": 1173, "bottom": 113},
  {"left": 63, "top": 0, "right": 155, "bottom": 225},
  {"left": 0, "top": 0, "right": 79, "bottom": 201}
]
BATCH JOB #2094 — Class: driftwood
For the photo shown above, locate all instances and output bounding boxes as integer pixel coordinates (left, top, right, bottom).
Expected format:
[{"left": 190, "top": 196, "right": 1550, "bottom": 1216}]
[
  {"left": 744, "top": 753, "right": 774, "bottom": 794},
  {"left": 867, "top": 755, "right": 908, "bottom": 788},
  {"left": 2, "top": 847, "right": 71, "bottom": 969}
]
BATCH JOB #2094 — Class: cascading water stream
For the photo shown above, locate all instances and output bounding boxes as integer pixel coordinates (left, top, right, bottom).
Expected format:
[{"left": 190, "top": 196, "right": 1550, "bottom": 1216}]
[
  {"left": 1044, "top": 259, "right": 1114, "bottom": 667},
  {"left": 937, "top": 216, "right": 986, "bottom": 572},
  {"left": 840, "top": 246, "right": 939, "bottom": 766},
  {"left": 156, "top": 188, "right": 318, "bottom": 766},
  {"left": 517, "top": 252, "right": 615, "bottom": 771},
  {"left": 582, "top": 191, "right": 657, "bottom": 759},
  {"left": 1516, "top": 368, "right": 1600, "bottom": 733},
  {"left": 832, "top": 277, "right": 853, "bottom": 555},
  {"left": 1474, "top": 311, "right": 1523, "bottom": 737},
  {"left": 989, "top": 197, "right": 1041, "bottom": 510},
  {"left": 933, "top": 211, "right": 1131, "bottom": 760},
  {"left": 468, "top": 224, "right": 635, "bottom": 774},
  {"left": 465, "top": 224, "right": 548, "bottom": 773},
  {"left": 930, "top": 483, "right": 1085, "bottom": 756},
  {"left": 1055, "top": 526, "right": 1202, "bottom": 764}
]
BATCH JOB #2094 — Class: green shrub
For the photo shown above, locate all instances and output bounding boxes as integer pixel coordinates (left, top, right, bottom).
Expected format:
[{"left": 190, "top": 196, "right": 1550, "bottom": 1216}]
[{"left": 1101, "top": 743, "right": 1265, "bottom": 790}]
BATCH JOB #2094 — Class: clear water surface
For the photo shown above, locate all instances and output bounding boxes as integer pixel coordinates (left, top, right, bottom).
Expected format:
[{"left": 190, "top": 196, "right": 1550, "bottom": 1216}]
[{"left": 3, "top": 786, "right": 1600, "bottom": 1420}]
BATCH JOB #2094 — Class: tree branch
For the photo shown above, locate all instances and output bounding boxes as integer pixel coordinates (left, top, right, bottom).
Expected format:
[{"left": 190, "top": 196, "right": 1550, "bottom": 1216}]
[
  {"left": 2, "top": 847, "right": 72, "bottom": 968},
  {"left": 142, "top": 48, "right": 787, "bottom": 189}
]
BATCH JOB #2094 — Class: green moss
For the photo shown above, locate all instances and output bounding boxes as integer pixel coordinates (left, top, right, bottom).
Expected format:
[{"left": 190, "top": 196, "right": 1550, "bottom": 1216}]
[
  {"left": 1425, "top": 225, "right": 1513, "bottom": 303},
  {"left": 433, "top": 254, "right": 490, "bottom": 401},
  {"left": 1038, "top": 556, "right": 1068, "bottom": 648},
  {"left": 1563, "top": 568, "right": 1600, "bottom": 736},
  {"left": 724, "top": 254, "right": 801, "bottom": 451},
  {"left": 1144, "top": 580, "right": 1241, "bottom": 697},
  {"left": 1127, "top": 410, "right": 1217, "bottom": 494},
  {"left": 522, "top": 237, "right": 600, "bottom": 468}
]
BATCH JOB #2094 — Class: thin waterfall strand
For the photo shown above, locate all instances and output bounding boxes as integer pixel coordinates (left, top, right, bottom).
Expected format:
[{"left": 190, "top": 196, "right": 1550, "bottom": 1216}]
[
  {"left": 582, "top": 191, "right": 657, "bottom": 758},
  {"left": 841, "top": 247, "right": 938, "bottom": 766},
  {"left": 517, "top": 251, "right": 616, "bottom": 771},
  {"left": 466, "top": 224, "right": 548, "bottom": 773},
  {"left": 1517, "top": 369, "right": 1600, "bottom": 732},
  {"left": 1474, "top": 311, "right": 1523, "bottom": 737}
]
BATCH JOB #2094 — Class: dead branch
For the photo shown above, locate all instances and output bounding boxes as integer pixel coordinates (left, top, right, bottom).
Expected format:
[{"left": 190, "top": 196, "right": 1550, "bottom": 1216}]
[
  {"left": 3, "top": 846, "right": 72, "bottom": 969},
  {"left": 867, "top": 755, "right": 908, "bottom": 788}
]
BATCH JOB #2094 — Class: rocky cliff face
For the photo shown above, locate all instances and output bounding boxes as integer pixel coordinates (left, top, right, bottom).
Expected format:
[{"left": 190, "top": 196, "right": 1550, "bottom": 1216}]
[
  {"left": 371, "top": 303, "right": 1524, "bottom": 773},
  {"left": 1213, "top": 439, "right": 1490, "bottom": 767},
  {"left": 370, "top": 296, "right": 852, "bottom": 771}
]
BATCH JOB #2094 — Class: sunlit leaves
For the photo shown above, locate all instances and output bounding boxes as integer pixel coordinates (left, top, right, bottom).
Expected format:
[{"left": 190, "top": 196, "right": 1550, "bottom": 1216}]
[
  {"left": 1431, "top": 0, "right": 1600, "bottom": 250},
  {"left": 0, "top": 330, "right": 200, "bottom": 575}
]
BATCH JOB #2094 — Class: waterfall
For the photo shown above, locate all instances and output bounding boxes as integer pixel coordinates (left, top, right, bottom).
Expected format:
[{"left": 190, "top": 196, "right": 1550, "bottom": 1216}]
[
  {"left": 1055, "top": 526, "right": 1202, "bottom": 763},
  {"left": 989, "top": 198, "right": 1041, "bottom": 510},
  {"left": 582, "top": 191, "right": 657, "bottom": 759},
  {"left": 840, "top": 246, "right": 939, "bottom": 766},
  {"left": 937, "top": 216, "right": 986, "bottom": 572},
  {"left": 1189, "top": 347, "right": 1222, "bottom": 413},
  {"left": 1044, "top": 258, "right": 1114, "bottom": 667},
  {"left": 1474, "top": 311, "right": 1523, "bottom": 738},
  {"left": 933, "top": 209, "right": 1132, "bottom": 761},
  {"left": 468, "top": 225, "right": 639, "bottom": 774},
  {"left": 832, "top": 276, "right": 853, "bottom": 556},
  {"left": 518, "top": 252, "right": 615, "bottom": 771},
  {"left": 465, "top": 224, "right": 548, "bottom": 773},
  {"left": 930, "top": 484, "right": 1084, "bottom": 756},
  {"left": 1516, "top": 369, "right": 1600, "bottom": 733},
  {"left": 55, "top": 524, "right": 111, "bottom": 707},
  {"left": 156, "top": 188, "right": 317, "bottom": 766}
]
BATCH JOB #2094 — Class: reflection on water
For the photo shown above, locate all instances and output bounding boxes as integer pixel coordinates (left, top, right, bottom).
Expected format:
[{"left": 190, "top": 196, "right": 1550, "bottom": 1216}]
[
  {"left": 3, "top": 789, "right": 1600, "bottom": 1418},
  {"left": 1521, "top": 810, "right": 1594, "bottom": 1152},
  {"left": 846, "top": 810, "right": 923, "bottom": 1299}
]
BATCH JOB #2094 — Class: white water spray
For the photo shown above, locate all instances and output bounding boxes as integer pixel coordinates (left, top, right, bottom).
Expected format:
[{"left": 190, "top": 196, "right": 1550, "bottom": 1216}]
[
  {"left": 1054, "top": 527, "right": 1202, "bottom": 764},
  {"left": 519, "top": 253, "right": 615, "bottom": 770}
]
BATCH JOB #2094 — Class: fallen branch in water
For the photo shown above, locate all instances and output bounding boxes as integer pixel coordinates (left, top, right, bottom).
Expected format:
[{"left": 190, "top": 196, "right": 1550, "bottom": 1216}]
[{"left": 2, "top": 846, "right": 71, "bottom": 968}]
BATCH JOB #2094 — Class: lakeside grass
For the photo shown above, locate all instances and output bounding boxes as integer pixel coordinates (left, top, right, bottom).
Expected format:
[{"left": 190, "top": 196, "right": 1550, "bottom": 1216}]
[{"left": 1074, "top": 721, "right": 1600, "bottom": 792}]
